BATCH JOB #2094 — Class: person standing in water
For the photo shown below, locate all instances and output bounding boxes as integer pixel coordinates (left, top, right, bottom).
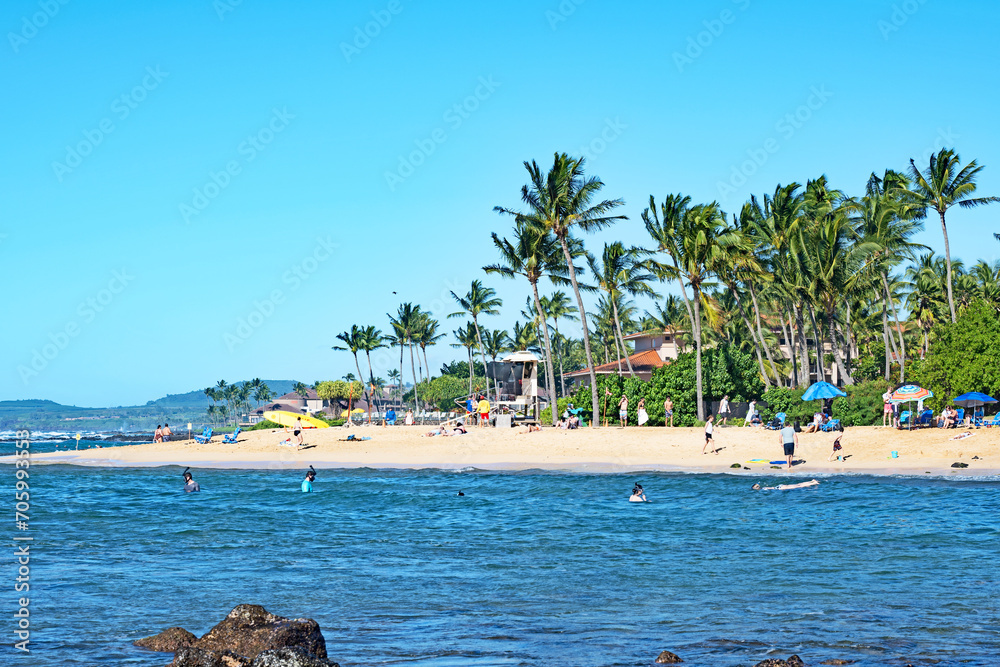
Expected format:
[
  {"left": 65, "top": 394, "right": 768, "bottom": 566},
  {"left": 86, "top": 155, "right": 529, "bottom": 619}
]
[
  {"left": 182, "top": 468, "right": 200, "bottom": 493},
  {"left": 629, "top": 482, "right": 647, "bottom": 502},
  {"left": 301, "top": 466, "right": 316, "bottom": 492}
]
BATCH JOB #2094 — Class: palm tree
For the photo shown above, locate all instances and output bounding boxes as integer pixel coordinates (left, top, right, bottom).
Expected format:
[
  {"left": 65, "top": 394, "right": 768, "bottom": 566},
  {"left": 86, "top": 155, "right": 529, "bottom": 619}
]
[
  {"left": 449, "top": 280, "right": 502, "bottom": 404},
  {"left": 645, "top": 200, "right": 734, "bottom": 420},
  {"left": 484, "top": 222, "right": 569, "bottom": 424},
  {"left": 495, "top": 153, "right": 626, "bottom": 424},
  {"left": 413, "top": 315, "right": 445, "bottom": 387},
  {"left": 386, "top": 368, "right": 402, "bottom": 406},
  {"left": 388, "top": 303, "right": 425, "bottom": 414},
  {"left": 511, "top": 320, "right": 538, "bottom": 352},
  {"left": 586, "top": 242, "right": 657, "bottom": 378},
  {"left": 333, "top": 326, "right": 369, "bottom": 407},
  {"left": 643, "top": 295, "right": 688, "bottom": 353},
  {"left": 907, "top": 148, "right": 1000, "bottom": 323}
]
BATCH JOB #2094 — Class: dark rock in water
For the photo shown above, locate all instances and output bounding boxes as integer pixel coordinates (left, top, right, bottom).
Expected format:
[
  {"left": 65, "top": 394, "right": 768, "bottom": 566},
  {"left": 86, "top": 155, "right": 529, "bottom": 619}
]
[
  {"left": 655, "top": 649, "right": 683, "bottom": 663},
  {"left": 753, "top": 657, "right": 805, "bottom": 667},
  {"left": 134, "top": 626, "right": 197, "bottom": 652},
  {"left": 193, "top": 605, "right": 327, "bottom": 660},
  {"left": 171, "top": 647, "right": 251, "bottom": 667},
  {"left": 951, "top": 462, "right": 969, "bottom": 468},
  {"left": 819, "top": 660, "right": 855, "bottom": 665},
  {"left": 250, "top": 647, "right": 341, "bottom": 666}
]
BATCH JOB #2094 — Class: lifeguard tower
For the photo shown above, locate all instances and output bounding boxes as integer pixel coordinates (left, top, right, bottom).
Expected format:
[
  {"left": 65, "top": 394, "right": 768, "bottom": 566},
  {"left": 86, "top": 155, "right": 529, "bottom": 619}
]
[{"left": 488, "top": 350, "right": 542, "bottom": 425}]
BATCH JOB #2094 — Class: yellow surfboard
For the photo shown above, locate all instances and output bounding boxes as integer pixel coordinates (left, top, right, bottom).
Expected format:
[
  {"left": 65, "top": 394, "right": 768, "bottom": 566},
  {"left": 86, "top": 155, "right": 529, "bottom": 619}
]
[{"left": 263, "top": 411, "right": 330, "bottom": 429}]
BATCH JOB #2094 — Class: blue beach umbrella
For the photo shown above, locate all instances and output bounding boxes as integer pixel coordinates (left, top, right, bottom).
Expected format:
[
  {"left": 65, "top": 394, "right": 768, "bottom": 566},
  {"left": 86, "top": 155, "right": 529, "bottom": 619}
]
[
  {"left": 952, "top": 392, "right": 997, "bottom": 409},
  {"left": 801, "top": 381, "right": 847, "bottom": 402}
]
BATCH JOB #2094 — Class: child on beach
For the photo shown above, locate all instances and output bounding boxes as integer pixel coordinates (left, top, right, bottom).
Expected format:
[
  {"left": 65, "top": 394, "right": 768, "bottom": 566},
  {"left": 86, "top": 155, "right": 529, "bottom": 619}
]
[
  {"left": 828, "top": 434, "right": 844, "bottom": 461},
  {"left": 703, "top": 414, "right": 716, "bottom": 454}
]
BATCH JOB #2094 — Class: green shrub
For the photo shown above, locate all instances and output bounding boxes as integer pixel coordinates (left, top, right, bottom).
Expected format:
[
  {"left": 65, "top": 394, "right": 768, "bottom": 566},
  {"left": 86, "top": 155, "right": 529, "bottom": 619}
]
[{"left": 247, "top": 419, "right": 283, "bottom": 431}]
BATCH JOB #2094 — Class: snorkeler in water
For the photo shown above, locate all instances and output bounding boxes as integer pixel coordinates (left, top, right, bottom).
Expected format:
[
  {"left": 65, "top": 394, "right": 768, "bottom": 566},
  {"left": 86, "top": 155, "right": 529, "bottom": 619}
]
[
  {"left": 629, "top": 482, "right": 647, "bottom": 502},
  {"left": 302, "top": 466, "right": 316, "bottom": 493},
  {"left": 182, "top": 467, "right": 200, "bottom": 493}
]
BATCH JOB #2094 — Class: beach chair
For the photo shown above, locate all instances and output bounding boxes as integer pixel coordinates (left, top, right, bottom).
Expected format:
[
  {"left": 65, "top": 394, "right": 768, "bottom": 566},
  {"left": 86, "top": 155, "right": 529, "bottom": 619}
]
[
  {"left": 973, "top": 408, "right": 984, "bottom": 427},
  {"left": 223, "top": 427, "right": 241, "bottom": 444},
  {"left": 821, "top": 418, "right": 842, "bottom": 432},
  {"left": 194, "top": 427, "right": 213, "bottom": 444},
  {"left": 987, "top": 415, "right": 1000, "bottom": 428},
  {"left": 764, "top": 412, "right": 786, "bottom": 430},
  {"left": 899, "top": 411, "right": 911, "bottom": 429},
  {"left": 956, "top": 408, "right": 965, "bottom": 426},
  {"left": 916, "top": 410, "right": 933, "bottom": 427}
]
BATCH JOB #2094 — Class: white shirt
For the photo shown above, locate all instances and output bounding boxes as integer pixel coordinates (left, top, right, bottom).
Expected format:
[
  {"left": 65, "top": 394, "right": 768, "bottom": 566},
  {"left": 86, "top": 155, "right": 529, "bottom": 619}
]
[
  {"left": 705, "top": 421, "right": 714, "bottom": 435},
  {"left": 719, "top": 399, "right": 729, "bottom": 413}
]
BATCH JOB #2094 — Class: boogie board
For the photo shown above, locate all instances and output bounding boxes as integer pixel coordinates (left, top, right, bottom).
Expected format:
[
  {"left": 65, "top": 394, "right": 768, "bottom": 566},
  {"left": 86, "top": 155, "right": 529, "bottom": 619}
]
[{"left": 263, "top": 410, "right": 329, "bottom": 429}]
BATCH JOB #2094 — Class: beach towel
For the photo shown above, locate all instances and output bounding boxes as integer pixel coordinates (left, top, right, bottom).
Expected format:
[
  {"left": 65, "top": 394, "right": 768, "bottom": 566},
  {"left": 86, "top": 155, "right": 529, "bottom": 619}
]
[{"left": 949, "top": 431, "right": 975, "bottom": 440}]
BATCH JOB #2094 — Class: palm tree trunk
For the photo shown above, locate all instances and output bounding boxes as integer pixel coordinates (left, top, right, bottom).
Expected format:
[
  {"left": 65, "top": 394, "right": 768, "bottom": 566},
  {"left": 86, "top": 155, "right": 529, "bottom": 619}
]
[
  {"left": 409, "top": 343, "right": 420, "bottom": 420},
  {"left": 882, "top": 307, "right": 892, "bottom": 381},
  {"left": 826, "top": 306, "right": 853, "bottom": 385},
  {"left": 782, "top": 309, "right": 796, "bottom": 387},
  {"left": 794, "top": 304, "right": 810, "bottom": 386},
  {"left": 471, "top": 316, "right": 491, "bottom": 405},
  {"left": 732, "top": 286, "right": 769, "bottom": 387},
  {"left": 467, "top": 347, "right": 473, "bottom": 395},
  {"left": 939, "top": 210, "right": 957, "bottom": 323},
  {"left": 693, "top": 286, "right": 705, "bottom": 421},
  {"left": 611, "top": 297, "right": 635, "bottom": 377},
  {"left": 531, "top": 281, "right": 559, "bottom": 426},
  {"left": 557, "top": 234, "right": 600, "bottom": 426},
  {"left": 554, "top": 321, "right": 566, "bottom": 399},
  {"left": 748, "top": 284, "right": 780, "bottom": 384},
  {"left": 881, "top": 273, "right": 906, "bottom": 383},
  {"left": 611, "top": 324, "right": 624, "bottom": 377},
  {"left": 399, "top": 343, "right": 405, "bottom": 409},
  {"left": 808, "top": 303, "right": 825, "bottom": 382}
]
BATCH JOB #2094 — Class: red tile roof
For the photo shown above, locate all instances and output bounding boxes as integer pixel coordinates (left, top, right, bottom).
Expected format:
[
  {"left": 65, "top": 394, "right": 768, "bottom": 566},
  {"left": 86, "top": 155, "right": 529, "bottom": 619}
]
[{"left": 565, "top": 349, "right": 668, "bottom": 376}]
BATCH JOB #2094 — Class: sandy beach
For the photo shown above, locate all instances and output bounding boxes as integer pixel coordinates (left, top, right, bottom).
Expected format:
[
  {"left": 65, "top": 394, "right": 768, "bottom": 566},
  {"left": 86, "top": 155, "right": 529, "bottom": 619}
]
[{"left": 8, "top": 424, "right": 999, "bottom": 476}]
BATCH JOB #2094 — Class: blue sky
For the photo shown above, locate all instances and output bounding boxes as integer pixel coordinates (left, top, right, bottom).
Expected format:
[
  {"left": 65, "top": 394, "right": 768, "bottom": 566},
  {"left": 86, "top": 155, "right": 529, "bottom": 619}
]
[{"left": 2, "top": 0, "right": 998, "bottom": 407}]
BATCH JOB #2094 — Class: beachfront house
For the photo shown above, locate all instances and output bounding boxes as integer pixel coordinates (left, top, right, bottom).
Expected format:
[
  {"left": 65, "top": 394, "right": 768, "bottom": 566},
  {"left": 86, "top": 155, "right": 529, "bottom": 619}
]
[{"left": 565, "top": 330, "right": 681, "bottom": 386}]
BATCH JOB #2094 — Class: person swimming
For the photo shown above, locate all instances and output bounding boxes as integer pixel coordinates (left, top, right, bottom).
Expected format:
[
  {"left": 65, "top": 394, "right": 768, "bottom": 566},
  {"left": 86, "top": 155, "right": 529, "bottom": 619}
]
[
  {"left": 629, "top": 482, "right": 647, "bottom": 502},
  {"left": 751, "top": 479, "right": 819, "bottom": 491},
  {"left": 182, "top": 467, "right": 200, "bottom": 493},
  {"left": 301, "top": 466, "right": 316, "bottom": 493}
]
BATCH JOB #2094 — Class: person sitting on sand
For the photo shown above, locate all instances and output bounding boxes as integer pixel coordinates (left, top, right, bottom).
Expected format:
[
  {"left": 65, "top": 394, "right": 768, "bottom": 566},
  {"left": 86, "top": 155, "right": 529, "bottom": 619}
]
[
  {"left": 568, "top": 415, "right": 580, "bottom": 429},
  {"left": 804, "top": 412, "right": 822, "bottom": 434},
  {"left": 752, "top": 479, "right": 819, "bottom": 491},
  {"left": 828, "top": 434, "right": 844, "bottom": 461},
  {"left": 154, "top": 425, "right": 163, "bottom": 443},
  {"left": 629, "top": 482, "right": 647, "bottom": 502},
  {"left": 162, "top": 423, "right": 172, "bottom": 442},
  {"left": 302, "top": 466, "right": 316, "bottom": 492},
  {"left": 516, "top": 424, "right": 541, "bottom": 435},
  {"left": 182, "top": 468, "right": 200, "bottom": 493},
  {"left": 750, "top": 412, "right": 763, "bottom": 427}
]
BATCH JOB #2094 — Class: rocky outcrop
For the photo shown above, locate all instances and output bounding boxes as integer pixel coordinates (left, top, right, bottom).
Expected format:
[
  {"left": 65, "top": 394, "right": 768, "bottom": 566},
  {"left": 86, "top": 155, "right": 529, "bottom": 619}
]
[
  {"left": 134, "top": 626, "right": 197, "bottom": 652},
  {"left": 753, "top": 656, "right": 804, "bottom": 667},
  {"left": 140, "top": 605, "right": 335, "bottom": 667},
  {"left": 250, "top": 647, "right": 340, "bottom": 666},
  {"left": 193, "top": 605, "right": 328, "bottom": 660},
  {"left": 655, "top": 649, "right": 683, "bottom": 662},
  {"left": 171, "top": 647, "right": 251, "bottom": 667}
]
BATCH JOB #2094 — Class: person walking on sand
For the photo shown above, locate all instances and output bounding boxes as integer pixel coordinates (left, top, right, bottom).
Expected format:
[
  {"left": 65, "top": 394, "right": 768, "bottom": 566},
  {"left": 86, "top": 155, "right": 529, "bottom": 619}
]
[
  {"left": 780, "top": 420, "right": 798, "bottom": 469},
  {"left": 154, "top": 425, "right": 163, "bottom": 443},
  {"left": 703, "top": 414, "right": 716, "bottom": 454},
  {"left": 637, "top": 398, "right": 648, "bottom": 426},
  {"left": 664, "top": 397, "right": 674, "bottom": 427},
  {"left": 405, "top": 409, "right": 414, "bottom": 426},
  {"left": 718, "top": 395, "right": 731, "bottom": 426},
  {"left": 162, "top": 423, "right": 172, "bottom": 442},
  {"left": 294, "top": 417, "right": 304, "bottom": 448},
  {"left": 618, "top": 395, "right": 629, "bottom": 428}
]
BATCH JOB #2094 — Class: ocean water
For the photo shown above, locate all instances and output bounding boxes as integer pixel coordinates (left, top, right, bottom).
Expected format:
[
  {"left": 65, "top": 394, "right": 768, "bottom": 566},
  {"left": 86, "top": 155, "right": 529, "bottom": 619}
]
[{"left": 17, "top": 466, "right": 1000, "bottom": 666}]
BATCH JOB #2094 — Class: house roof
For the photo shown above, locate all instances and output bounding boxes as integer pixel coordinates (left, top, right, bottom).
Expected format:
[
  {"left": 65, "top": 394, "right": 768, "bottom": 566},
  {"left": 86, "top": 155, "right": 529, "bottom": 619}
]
[
  {"left": 275, "top": 389, "right": 320, "bottom": 401},
  {"left": 622, "top": 330, "right": 687, "bottom": 341},
  {"left": 565, "top": 349, "right": 668, "bottom": 377}
]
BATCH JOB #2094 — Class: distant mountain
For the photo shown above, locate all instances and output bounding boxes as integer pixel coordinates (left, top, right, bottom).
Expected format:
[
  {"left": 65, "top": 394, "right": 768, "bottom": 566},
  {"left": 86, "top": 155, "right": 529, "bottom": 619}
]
[{"left": 1, "top": 380, "right": 302, "bottom": 431}]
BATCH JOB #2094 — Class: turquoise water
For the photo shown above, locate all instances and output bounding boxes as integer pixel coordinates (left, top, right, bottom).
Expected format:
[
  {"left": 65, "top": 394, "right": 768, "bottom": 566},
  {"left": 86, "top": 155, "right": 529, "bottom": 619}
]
[{"left": 19, "top": 466, "right": 1000, "bottom": 665}]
